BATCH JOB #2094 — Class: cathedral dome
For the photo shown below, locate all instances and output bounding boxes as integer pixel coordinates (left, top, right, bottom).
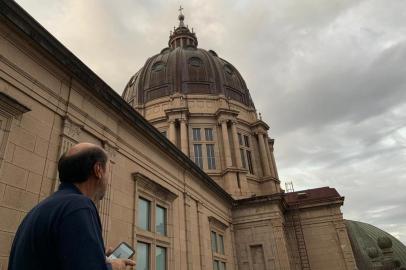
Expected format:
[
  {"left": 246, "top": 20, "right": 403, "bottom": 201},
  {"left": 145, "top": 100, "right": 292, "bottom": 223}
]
[{"left": 122, "top": 12, "right": 254, "bottom": 108}]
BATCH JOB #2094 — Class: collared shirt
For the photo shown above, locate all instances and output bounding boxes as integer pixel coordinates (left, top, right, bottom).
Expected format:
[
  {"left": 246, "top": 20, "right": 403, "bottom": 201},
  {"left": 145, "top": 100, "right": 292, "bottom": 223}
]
[{"left": 8, "top": 182, "right": 112, "bottom": 270}]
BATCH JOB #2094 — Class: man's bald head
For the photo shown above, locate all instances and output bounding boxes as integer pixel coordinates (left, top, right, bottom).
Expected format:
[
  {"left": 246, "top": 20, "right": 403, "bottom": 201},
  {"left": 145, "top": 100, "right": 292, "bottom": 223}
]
[{"left": 58, "top": 143, "right": 108, "bottom": 183}]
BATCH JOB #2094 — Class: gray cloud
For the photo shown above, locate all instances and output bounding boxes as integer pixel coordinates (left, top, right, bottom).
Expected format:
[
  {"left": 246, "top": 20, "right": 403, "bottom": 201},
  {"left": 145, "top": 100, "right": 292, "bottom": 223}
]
[{"left": 16, "top": 0, "right": 406, "bottom": 243}]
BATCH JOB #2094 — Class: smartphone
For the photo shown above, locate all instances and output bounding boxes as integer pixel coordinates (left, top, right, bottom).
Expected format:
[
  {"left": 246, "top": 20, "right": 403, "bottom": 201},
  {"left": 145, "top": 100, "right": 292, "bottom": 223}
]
[{"left": 108, "top": 242, "right": 135, "bottom": 259}]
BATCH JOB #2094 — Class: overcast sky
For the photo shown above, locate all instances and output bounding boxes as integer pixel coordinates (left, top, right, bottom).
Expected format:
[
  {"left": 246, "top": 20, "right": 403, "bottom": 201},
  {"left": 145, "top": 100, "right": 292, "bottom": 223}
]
[{"left": 16, "top": 0, "right": 406, "bottom": 243}]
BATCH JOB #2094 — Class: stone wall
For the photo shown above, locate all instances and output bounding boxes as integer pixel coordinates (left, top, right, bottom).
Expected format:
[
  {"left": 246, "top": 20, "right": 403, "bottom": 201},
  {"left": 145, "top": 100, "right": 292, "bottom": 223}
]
[
  {"left": 0, "top": 18, "right": 236, "bottom": 270},
  {"left": 285, "top": 204, "right": 357, "bottom": 270},
  {"left": 232, "top": 198, "right": 292, "bottom": 270}
]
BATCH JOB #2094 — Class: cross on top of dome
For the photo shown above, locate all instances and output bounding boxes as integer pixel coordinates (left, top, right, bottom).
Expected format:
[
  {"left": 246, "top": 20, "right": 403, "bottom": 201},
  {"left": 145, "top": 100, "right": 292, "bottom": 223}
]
[
  {"left": 178, "top": 6, "right": 185, "bottom": 27},
  {"left": 169, "top": 6, "right": 198, "bottom": 48}
]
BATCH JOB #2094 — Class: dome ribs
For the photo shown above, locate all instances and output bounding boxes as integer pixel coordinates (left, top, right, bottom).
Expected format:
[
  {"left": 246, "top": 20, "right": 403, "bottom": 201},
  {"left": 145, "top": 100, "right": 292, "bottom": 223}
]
[{"left": 123, "top": 46, "right": 254, "bottom": 107}]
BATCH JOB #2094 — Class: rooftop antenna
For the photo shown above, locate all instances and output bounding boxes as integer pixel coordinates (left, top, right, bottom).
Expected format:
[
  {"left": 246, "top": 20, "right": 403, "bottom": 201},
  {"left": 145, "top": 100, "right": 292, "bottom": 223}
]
[{"left": 285, "top": 181, "right": 295, "bottom": 193}]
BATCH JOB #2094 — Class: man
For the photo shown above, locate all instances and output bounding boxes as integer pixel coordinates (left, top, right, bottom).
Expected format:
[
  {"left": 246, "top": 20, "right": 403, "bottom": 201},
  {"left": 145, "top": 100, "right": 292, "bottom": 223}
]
[{"left": 8, "top": 143, "right": 135, "bottom": 270}]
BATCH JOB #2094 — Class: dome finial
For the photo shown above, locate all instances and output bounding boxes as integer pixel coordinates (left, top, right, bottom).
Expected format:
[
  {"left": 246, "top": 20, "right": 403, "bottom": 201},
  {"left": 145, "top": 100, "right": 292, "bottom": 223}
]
[{"left": 178, "top": 6, "right": 185, "bottom": 27}]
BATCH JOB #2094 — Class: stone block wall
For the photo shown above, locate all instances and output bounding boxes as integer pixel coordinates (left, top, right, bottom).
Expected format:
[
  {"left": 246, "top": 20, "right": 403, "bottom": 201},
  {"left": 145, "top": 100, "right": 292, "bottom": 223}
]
[
  {"left": 284, "top": 204, "right": 357, "bottom": 270},
  {"left": 0, "top": 17, "right": 236, "bottom": 270}
]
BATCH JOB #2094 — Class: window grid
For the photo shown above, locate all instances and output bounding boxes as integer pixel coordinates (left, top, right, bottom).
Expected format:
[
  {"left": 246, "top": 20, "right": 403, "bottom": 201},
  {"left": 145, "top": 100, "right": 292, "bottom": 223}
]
[
  {"left": 240, "top": 149, "right": 246, "bottom": 169},
  {"left": 191, "top": 126, "right": 217, "bottom": 170},
  {"left": 137, "top": 242, "right": 150, "bottom": 270},
  {"left": 206, "top": 144, "right": 216, "bottom": 170},
  {"left": 238, "top": 133, "right": 254, "bottom": 175},
  {"left": 192, "top": 128, "right": 201, "bottom": 141},
  {"left": 156, "top": 246, "right": 167, "bottom": 270},
  {"left": 138, "top": 197, "right": 151, "bottom": 231},
  {"left": 243, "top": 135, "right": 250, "bottom": 147},
  {"left": 136, "top": 192, "right": 170, "bottom": 270},
  {"left": 205, "top": 128, "right": 214, "bottom": 141},
  {"left": 238, "top": 133, "right": 243, "bottom": 146},
  {"left": 194, "top": 144, "right": 203, "bottom": 169},
  {"left": 156, "top": 205, "right": 166, "bottom": 236},
  {"left": 211, "top": 230, "right": 227, "bottom": 270},
  {"left": 246, "top": 150, "right": 254, "bottom": 175},
  {"left": 211, "top": 231, "right": 218, "bottom": 253}
]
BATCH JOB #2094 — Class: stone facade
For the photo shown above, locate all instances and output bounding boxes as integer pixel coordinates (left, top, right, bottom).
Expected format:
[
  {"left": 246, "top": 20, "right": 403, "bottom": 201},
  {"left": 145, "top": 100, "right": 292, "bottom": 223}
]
[{"left": 0, "top": 2, "right": 358, "bottom": 270}]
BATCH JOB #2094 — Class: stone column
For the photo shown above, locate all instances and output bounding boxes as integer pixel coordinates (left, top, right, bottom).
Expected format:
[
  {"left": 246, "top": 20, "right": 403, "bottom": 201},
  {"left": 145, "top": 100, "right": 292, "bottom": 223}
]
[
  {"left": 264, "top": 137, "right": 276, "bottom": 178},
  {"left": 231, "top": 121, "right": 242, "bottom": 168},
  {"left": 168, "top": 119, "right": 176, "bottom": 144},
  {"left": 270, "top": 150, "right": 279, "bottom": 179},
  {"left": 271, "top": 219, "right": 293, "bottom": 270},
  {"left": 258, "top": 132, "right": 271, "bottom": 177},
  {"left": 100, "top": 142, "right": 117, "bottom": 245},
  {"left": 180, "top": 119, "right": 189, "bottom": 155},
  {"left": 197, "top": 202, "right": 207, "bottom": 270},
  {"left": 220, "top": 120, "right": 233, "bottom": 168},
  {"left": 54, "top": 117, "right": 82, "bottom": 191}
]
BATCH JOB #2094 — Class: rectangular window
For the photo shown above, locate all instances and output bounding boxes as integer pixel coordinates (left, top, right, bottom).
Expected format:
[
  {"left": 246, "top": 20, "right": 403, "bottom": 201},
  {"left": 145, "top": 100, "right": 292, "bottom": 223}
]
[
  {"left": 194, "top": 144, "right": 203, "bottom": 168},
  {"left": 244, "top": 135, "right": 250, "bottom": 147},
  {"left": 192, "top": 128, "right": 201, "bottom": 141},
  {"left": 218, "top": 234, "right": 225, "bottom": 254},
  {"left": 211, "top": 231, "right": 218, "bottom": 252},
  {"left": 240, "top": 149, "right": 246, "bottom": 169},
  {"left": 206, "top": 144, "right": 216, "bottom": 170},
  {"left": 238, "top": 133, "right": 243, "bottom": 146},
  {"left": 220, "top": 261, "right": 226, "bottom": 270},
  {"left": 156, "top": 205, "right": 166, "bottom": 235},
  {"left": 205, "top": 128, "right": 213, "bottom": 141},
  {"left": 137, "top": 242, "right": 150, "bottom": 270},
  {"left": 138, "top": 198, "right": 151, "bottom": 230},
  {"left": 213, "top": 260, "right": 220, "bottom": 270},
  {"left": 246, "top": 150, "right": 254, "bottom": 174},
  {"left": 156, "top": 246, "right": 166, "bottom": 270}
]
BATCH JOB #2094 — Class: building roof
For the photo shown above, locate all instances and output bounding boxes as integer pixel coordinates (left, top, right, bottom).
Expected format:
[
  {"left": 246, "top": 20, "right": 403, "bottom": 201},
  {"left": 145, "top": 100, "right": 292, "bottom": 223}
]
[
  {"left": 122, "top": 12, "right": 255, "bottom": 107},
  {"left": 284, "top": 186, "right": 344, "bottom": 207},
  {"left": 346, "top": 220, "right": 406, "bottom": 270}
]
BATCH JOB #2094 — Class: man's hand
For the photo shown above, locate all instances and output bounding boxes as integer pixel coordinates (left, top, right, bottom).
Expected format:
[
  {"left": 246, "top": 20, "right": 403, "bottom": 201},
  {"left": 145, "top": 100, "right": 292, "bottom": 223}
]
[
  {"left": 106, "top": 247, "right": 113, "bottom": 257},
  {"left": 108, "top": 258, "right": 136, "bottom": 270}
]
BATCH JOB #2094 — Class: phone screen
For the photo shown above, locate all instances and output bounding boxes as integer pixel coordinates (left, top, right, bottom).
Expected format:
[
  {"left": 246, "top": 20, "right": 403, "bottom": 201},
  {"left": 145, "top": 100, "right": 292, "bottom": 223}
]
[{"left": 108, "top": 242, "right": 134, "bottom": 259}]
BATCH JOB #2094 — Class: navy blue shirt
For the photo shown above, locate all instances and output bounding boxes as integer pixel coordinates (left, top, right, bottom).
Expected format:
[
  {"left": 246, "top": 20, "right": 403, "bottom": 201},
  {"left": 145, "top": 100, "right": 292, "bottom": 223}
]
[{"left": 8, "top": 182, "right": 112, "bottom": 270}]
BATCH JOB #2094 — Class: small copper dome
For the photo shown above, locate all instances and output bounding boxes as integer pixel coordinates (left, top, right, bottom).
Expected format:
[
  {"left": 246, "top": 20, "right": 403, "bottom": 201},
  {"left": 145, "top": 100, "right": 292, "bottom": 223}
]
[{"left": 122, "top": 12, "right": 254, "bottom": 108}]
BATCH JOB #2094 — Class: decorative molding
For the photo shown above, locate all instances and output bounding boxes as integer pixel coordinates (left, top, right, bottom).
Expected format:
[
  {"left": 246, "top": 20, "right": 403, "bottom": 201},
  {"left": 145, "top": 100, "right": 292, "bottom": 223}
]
[
  {"left": 0, "top": 92, "right": 31, "bottom": 118},
  {"left": 62, "top": 116, "right": 82, "bottom": 142},
  {"left": 250, "top": 120, "right": 269, "bottom": 131},
  {"left": 103, "top": 140, "right": 118, "bottom": 161},
  {"left": 0, "top": 92, "right": 30, "bottom": 171},
  {"left": 215, "top": 108, "right": 239, "bottom": 118},
  {"left": 209, "top": 216, "right": 229, "bottom": 231},
  {"left": 132, "top": 172, "right": 178, "bottom": 202}
]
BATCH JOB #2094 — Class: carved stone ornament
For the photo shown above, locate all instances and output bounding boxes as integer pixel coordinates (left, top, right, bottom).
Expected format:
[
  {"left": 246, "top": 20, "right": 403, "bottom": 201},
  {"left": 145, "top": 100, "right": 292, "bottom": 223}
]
[
  {"left": 208, "top": 216, "right": 229, "bottom": 231},
  {"left": 62, "top": 117, "right": 82, "bottom": 142},
  {"left": 0, "top": 92, "right": 30, "bottom": 119},
  {"left": 133, "top": 172, "right": 177, "bottom": 202},
  {"left": 103, "top": 141, "right": 118, "bottom": 160}
]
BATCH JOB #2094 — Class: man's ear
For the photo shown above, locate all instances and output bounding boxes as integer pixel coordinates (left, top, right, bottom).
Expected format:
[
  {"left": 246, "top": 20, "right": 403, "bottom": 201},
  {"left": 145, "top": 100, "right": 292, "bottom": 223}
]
[{"left": 94, "top": 162, "right": 103, "bottom": 179}]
